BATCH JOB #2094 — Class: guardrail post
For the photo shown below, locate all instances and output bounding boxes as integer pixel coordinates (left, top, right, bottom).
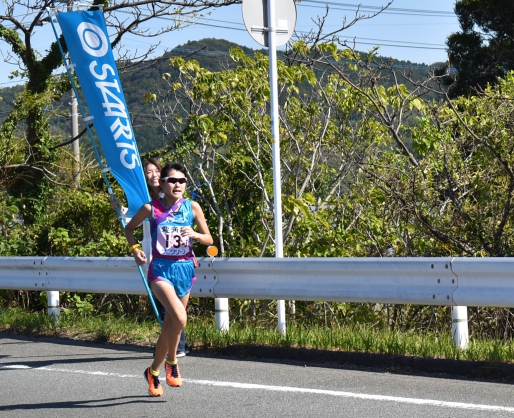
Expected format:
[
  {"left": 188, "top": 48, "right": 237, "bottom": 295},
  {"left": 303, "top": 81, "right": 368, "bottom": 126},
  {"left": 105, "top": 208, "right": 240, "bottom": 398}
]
[
  {"left": 451, "top": 305, "right": 469, "bottom": 349},
  {"left": 215, "top": 298, "right": 229, "bottom": 331},
  {"left": 278, "top": 300, "right": 286, "bottom": 334},
  {"left": 47, "top": 290, "right": 60, "bottom": 322}
]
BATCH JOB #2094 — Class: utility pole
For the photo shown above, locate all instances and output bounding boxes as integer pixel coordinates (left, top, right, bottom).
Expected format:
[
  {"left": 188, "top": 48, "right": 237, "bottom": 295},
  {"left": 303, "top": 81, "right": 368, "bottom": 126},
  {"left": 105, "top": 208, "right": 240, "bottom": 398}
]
[
  {"left": 70, "top": 90, "right": 80, "bottom": 186},
  {"left": 67, "top": 0, "right": 80, "bottom": 186}
]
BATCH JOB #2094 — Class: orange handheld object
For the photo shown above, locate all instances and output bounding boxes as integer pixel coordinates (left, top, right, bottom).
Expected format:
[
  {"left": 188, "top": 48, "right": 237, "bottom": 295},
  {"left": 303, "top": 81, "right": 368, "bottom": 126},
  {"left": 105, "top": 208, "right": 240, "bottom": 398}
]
[{"left": 206, "top": 246, "right": 219, "bottom": 257}]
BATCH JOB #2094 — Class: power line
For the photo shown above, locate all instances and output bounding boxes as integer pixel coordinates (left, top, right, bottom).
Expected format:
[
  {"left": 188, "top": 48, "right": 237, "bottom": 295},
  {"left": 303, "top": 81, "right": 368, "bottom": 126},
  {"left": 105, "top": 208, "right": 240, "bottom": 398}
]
[
  {"left": 185, "top": 15, "right": 452, "bottom": 48},
  {"left": 300, "top": 1, "right": 456, "bottom": 17},
  {"left": 171, "top": 15, "right": 449, "bottom": 51},
  {"left": 0, "top": 79, "right": 26, "bottom": 86},
  {"left": 336, "top": 35, "right": 444, "bottom": 48},
  {"left": 2, "top": 3, "right": 456, "bottom": 53},
  {"left": 347, "top": 40, "right": 446, "bottom": 51},
  {"left": 0, "top": 2, "right": 454, "bottom": 85}
]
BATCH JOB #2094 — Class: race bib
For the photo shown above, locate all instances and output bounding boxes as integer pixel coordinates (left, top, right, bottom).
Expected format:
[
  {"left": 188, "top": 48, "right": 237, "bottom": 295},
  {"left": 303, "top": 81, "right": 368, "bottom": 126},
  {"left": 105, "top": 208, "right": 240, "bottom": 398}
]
[{"left": 155, "top": 225, "right": 190, "bottom": 255}]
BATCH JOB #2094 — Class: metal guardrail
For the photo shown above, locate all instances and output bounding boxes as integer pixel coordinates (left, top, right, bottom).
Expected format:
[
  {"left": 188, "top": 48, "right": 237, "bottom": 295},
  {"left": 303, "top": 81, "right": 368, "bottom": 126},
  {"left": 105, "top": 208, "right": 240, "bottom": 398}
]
[
  {"left": 0, "top": 256, "right": 510, "bottom": 307},
  {"left": 451, "top": 258, "right": 514, "bottom": 307},
  {"left": 0, "top": 256, "right": 215, "bottom": 296},
  {"left": 202, "top": 257, "right": 457, "bottom": 305}
]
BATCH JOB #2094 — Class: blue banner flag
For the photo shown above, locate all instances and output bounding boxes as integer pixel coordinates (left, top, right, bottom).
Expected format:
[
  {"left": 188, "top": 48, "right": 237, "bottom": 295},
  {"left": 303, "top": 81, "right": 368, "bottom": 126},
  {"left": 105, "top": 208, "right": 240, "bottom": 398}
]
[{"left": 57, "top": 10, "right": 149, "bottom": 216}]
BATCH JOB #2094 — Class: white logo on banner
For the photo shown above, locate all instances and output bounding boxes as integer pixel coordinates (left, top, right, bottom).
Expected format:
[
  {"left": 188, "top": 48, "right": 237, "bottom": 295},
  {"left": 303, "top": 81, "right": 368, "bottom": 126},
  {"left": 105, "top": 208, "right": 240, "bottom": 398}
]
[{"left": 77, "top": 22, "right": 108, "bottom": 57}]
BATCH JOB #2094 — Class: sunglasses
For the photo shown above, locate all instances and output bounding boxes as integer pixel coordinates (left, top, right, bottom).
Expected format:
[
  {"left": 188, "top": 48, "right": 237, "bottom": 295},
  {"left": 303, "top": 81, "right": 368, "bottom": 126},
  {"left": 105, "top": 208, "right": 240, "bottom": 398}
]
[{"left": 161, "top": 176, "right": 187, "bottom": 184}]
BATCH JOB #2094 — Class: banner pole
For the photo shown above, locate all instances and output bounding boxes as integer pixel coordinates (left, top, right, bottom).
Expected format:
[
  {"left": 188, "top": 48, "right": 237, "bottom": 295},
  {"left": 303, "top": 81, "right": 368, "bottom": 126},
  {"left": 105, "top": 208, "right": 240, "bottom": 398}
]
[{"left": 47, "top": 8, "right": 162, "bottom": 327}]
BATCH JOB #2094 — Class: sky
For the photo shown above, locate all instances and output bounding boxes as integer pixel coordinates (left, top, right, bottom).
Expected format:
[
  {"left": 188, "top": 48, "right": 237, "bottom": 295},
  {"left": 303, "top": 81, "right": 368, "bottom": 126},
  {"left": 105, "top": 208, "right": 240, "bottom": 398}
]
[{"left": 0, "top": 0, "right": 460, "bottom": 87}]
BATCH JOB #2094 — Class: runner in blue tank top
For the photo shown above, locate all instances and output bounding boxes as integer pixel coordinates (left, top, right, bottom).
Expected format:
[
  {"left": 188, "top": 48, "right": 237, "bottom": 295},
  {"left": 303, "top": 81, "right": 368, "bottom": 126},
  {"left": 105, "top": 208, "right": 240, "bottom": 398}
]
[{"left": 125, "top": 162, "right": 213, "bottom": 397}]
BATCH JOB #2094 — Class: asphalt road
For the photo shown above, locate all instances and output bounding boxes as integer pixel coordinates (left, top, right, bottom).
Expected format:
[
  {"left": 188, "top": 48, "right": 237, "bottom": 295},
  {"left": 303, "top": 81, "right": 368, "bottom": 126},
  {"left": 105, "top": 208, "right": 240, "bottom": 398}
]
[{"left": 1, "top": 334, "right": 514, "bottom": 417}]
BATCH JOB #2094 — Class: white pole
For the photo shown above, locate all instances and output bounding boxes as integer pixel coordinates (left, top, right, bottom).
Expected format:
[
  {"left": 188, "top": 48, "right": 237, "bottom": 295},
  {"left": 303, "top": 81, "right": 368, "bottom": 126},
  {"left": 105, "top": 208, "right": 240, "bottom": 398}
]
[
  {"left": 47, "top": 291, "right": 60, "bottom": 322},
  {"left": 71, "top": 89, "right": 80, "bottom": 186},
  {"left": 67, "top": 0, "right": 80, "bottom": 187},
  {"left": 451, "top": 305, "right": 469, "bottom": 349},
  {"left": 215, "top": 298, "right": 230, "bottom": 331},
  {"left": 267, "top": 0, "right": 286, "bottom": 334}
]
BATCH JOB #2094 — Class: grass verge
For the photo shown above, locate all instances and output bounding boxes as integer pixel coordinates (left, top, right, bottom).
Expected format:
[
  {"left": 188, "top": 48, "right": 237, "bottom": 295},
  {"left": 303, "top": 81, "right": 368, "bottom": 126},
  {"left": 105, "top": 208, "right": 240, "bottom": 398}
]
[{"left": 2, "top": 307, "right": 514, "bottom": 364}]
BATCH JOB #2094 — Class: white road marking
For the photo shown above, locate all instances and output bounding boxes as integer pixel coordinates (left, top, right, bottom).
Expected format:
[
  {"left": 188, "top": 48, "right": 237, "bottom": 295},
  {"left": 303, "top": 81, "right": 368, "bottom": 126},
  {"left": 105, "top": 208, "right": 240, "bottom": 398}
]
[{"left": 2, "top": 363, "right": 514, "bottom": 413}]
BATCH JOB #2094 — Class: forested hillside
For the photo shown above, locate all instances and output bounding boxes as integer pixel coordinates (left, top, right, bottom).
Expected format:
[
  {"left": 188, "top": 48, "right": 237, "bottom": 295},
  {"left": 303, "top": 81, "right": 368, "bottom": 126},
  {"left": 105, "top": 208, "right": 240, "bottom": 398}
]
[{"left": 0, "top": 38, "right": 441, "bottom": 154}]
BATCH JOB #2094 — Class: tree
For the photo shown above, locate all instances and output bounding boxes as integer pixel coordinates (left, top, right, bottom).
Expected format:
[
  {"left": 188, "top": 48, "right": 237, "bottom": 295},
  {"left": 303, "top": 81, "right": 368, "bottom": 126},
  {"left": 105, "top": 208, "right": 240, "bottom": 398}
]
[
  {"left": 0, "top": 0, "right": 237, "bottom": 203},
  {"left": 446, "top": 0, "right": 514, "bottom": 97},
  {"left": 294, "top": 40, "right": 514, "bottom": 257},
  {"left": 146, "top": 50, "right": 369, "bottom": 257}
]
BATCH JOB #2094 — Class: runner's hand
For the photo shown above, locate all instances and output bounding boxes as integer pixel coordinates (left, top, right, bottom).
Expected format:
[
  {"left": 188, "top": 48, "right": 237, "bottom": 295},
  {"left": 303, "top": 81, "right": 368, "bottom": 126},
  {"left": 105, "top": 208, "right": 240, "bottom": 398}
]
[
  {"left": 133, "top": 248, "right": 147, "bottom": 265},
  {"left": 180, "top": 226, "right": 197, "bottom": 239}
]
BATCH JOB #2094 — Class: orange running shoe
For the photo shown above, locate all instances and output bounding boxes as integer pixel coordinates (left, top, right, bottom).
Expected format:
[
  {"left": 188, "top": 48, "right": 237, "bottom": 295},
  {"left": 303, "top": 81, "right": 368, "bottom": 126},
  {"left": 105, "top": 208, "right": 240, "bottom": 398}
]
[
  {"left": 144, "top": 367, "right": 164, "bottom": 397},
  {"left": 165, "top": 362, "right": 183, "bottom": 387}
]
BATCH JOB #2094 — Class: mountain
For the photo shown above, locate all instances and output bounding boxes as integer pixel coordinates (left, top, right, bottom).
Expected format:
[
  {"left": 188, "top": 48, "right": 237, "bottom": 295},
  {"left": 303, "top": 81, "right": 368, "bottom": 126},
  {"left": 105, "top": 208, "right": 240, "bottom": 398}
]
[{"left": 0, "top": 38, "right": 440, "bottom": 154}]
